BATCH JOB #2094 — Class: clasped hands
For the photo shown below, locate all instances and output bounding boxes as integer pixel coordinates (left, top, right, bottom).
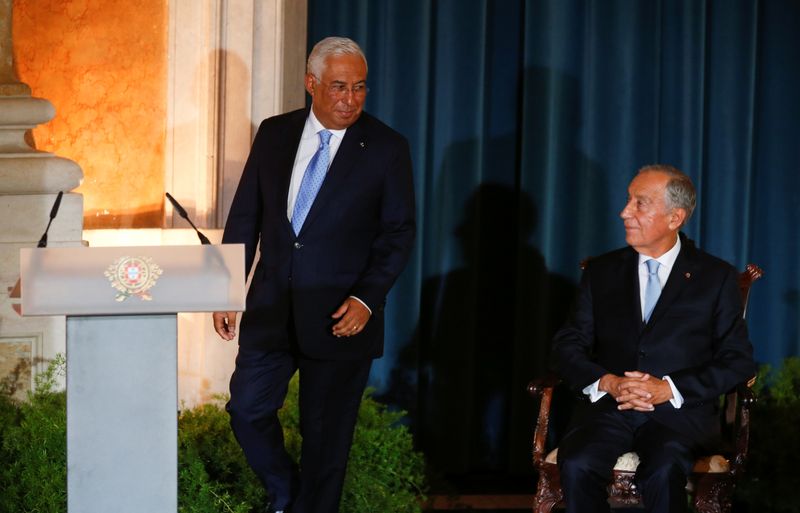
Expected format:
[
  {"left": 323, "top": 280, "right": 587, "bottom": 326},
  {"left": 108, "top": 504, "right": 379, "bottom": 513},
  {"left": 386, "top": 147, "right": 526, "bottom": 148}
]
[{"left": 599, "top": 371, "right": 674, "bottom": 412}]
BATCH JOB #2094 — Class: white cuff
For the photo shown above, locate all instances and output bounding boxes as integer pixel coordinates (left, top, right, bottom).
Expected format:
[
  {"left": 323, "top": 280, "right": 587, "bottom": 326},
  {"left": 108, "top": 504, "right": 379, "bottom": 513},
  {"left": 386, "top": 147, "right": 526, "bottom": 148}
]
[
  {"left": 663, "top": 375, "right": 684, "bottom": 409},
  {"left": 583, "top": 379, "right": 607, "bottom": 403},
  {"left": 349, "top": 295, "right": 372, "bottom": 315}
]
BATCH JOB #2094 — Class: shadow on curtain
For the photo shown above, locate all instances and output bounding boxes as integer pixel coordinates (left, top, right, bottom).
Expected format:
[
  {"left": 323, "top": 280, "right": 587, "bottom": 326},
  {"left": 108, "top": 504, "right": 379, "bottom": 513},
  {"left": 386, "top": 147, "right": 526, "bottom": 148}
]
[{"left": 308, "top": 0, "right": 800, "bottom": 479}]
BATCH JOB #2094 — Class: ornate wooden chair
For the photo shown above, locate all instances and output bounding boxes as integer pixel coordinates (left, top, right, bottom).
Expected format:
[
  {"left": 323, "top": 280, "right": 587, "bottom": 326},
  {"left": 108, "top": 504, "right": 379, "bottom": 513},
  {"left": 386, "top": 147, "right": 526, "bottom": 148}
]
[{"left": 528, "top": 263, "right": 763, "bottom": 513}]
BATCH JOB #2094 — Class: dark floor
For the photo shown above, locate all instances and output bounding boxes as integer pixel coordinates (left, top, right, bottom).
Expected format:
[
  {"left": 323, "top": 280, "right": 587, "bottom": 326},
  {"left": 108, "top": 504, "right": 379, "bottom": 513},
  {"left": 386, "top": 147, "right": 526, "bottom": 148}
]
[
  {"left": 421, "top": 472, "right": 657, "bottom": 511},
  {"left": 423, "top": 472, "right": 534, "bottom": 512}
]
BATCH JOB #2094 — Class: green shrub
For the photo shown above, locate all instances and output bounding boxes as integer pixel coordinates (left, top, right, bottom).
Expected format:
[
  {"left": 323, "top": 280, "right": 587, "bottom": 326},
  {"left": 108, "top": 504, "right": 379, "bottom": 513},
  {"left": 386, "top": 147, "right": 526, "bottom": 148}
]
[
  {"left": 177, "top": 452, "right": 251, "bottom": 513},
  {"left": 180, "top": 376, "right": 427, "bottom": 513},
  {"left": 0, "top": 354, "right": 67, "bottom": 513},
  {"left": 735, "top": 357, "right": 800, "bottom": 513},
  {"left": 0, "top": 357, "right": 426, "bottom": 513},
  {"left": 178, "top": 400, "right": 266, "bottom": 512},
  {"left": 341, "top": 391, "right": 426, "bottom": 513}
]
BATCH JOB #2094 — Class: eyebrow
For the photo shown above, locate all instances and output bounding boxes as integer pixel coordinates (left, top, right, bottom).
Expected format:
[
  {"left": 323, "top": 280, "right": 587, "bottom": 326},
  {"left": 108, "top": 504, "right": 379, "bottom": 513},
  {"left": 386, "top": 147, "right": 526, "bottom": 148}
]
[{"left": 627, "top": 193, "right": 651, "bottom": 204}]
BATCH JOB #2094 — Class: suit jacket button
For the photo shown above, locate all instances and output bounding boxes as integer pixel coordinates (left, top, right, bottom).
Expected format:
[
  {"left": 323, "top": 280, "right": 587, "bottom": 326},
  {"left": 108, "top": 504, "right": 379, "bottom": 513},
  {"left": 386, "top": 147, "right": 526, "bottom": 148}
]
[
  {"left": 294, "top": 242, "right": 303, "bottom": 249},
  {"left": 639, "top": 350, "right": 646, "bottom": 357}
]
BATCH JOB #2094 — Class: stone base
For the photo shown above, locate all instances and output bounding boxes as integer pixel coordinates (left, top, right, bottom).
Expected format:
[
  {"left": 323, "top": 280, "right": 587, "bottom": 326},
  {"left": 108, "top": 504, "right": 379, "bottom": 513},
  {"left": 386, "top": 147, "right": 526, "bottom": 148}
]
[
  {"left": 0, "top": 193, "right": 84, "bottom": 395},
  {"left": 0, "top": 334, "right": 38, "bottom": 401}
]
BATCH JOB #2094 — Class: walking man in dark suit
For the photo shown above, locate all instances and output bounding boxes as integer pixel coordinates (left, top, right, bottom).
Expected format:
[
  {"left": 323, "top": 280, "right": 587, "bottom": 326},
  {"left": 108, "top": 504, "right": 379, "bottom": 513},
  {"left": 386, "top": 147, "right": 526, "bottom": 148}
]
[
  {"left": 212, "top": 37, "right": 415, "bottom": 513},
  {"left": 553, "top": 165, "right": 754, "bottom": 513}
]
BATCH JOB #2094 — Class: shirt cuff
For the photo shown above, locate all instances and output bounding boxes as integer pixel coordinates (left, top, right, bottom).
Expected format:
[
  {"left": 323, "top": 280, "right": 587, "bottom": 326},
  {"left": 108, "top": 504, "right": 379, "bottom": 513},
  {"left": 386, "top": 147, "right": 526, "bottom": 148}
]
[
  {"left": 582, "top": 379, "right": 607, "bottom": 403},
  {"left": 663, "top": 375, "right": 684, "bottom": 409},
  {"left": 349, "top": 295, "right": 372, "bottom": 315}
]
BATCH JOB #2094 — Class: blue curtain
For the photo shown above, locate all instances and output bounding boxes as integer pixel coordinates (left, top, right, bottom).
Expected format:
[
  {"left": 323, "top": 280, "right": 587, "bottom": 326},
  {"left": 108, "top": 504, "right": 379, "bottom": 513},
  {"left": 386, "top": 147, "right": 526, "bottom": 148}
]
[{"left": 309, "top": 0, "right": 800, "bottom": 476}]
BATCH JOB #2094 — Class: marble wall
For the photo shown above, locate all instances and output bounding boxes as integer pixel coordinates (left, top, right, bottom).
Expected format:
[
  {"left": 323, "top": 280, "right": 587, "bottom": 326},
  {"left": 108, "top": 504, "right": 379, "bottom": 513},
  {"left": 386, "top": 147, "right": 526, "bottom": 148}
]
[{"left": 13, "top": 0, "right": 168, "bottom": 228}]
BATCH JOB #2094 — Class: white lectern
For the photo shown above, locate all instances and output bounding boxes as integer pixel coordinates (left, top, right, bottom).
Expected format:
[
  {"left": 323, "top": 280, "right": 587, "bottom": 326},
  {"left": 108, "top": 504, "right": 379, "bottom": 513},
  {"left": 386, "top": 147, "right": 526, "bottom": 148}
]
[{"left": 20, "top": 245, "right": 245, "bottom": 513}]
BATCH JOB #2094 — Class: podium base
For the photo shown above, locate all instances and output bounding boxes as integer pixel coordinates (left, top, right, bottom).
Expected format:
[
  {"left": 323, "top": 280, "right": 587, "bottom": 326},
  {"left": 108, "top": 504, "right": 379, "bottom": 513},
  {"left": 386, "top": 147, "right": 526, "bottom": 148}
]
[{"left": 67, "top": 314, "right": 177, "bottom": 513}]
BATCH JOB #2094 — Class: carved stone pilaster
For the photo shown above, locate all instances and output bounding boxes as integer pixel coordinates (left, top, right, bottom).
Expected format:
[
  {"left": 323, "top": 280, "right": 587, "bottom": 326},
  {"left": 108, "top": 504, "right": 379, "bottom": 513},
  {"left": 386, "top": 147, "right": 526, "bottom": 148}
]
[{"left": 0, "top": 0, "right": 84, "bottom": 393}]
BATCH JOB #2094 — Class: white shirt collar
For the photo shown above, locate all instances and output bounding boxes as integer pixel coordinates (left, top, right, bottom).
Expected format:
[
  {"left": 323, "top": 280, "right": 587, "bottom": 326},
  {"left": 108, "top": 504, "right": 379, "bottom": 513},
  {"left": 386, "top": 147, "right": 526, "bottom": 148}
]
[
  {"left": 306, "top": 108, "right": 347, "bottom": 140},
  {"left": 638, "top": 235, "right": 682, "bottom": 270}
]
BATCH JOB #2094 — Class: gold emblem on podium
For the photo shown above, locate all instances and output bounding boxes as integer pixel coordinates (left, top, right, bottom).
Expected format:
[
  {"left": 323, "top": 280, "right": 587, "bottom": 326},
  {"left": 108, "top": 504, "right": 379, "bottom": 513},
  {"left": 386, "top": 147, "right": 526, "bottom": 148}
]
[{"left": 105, "top": 256, "right": 163, "bottom": 302}]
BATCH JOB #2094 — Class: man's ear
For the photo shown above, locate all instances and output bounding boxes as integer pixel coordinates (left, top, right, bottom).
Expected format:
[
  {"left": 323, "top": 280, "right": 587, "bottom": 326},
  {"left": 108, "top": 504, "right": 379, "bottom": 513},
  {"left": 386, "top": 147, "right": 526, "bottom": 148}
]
[
  {"left": 304, "top": 73, "right": 316, "bottom": 96},
  {"left": 669, "top": 208, "right": 687, "bottom": 230}
]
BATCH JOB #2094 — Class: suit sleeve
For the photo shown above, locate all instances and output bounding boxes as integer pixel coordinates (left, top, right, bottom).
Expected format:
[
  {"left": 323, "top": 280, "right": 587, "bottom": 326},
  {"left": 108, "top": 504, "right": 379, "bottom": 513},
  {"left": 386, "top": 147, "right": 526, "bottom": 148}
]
[
  {"left": 667, "top": 265, "right": 755, "bottom": 406},
  {"left": 221, "top": 121, "right": 267, "bottom": 278},
  {"left": 349, "top": 136, "right": 416, "bottom": 311},
  {"left": 552, "top": 267, "right": 610, "bottom": 391}
]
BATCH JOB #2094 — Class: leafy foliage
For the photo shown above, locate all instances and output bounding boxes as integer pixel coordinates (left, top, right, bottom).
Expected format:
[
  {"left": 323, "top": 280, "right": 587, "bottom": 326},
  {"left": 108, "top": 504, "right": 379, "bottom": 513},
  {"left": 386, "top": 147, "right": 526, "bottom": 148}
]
[
  {"left": 0, "top": 357, "right": 426, "bottom": 513},
  {"left": 735, "top": 357, "right": 800, "bottom": 513},
  {"left": 0, "top": 354, "right": 67, "bottom": 513},
  {"left": 178, "top": 399, "right": 267, "bottom": 512},
  {"left": 181, "top": 376, "right": 427, "bottom": 513},
  {"left": 341, "top": 391, "right": 426, "bottom": 513},
  {"left": 177, "top": 454, "right": 251, "bottom": 513}
]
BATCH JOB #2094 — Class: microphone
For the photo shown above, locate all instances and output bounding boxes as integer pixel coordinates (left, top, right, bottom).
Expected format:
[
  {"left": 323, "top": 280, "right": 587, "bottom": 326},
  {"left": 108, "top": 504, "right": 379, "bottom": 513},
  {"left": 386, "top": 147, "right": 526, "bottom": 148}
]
[
  {"left": 165, "top": 192, "right": 211, "bottom": 245},
  {"left": 37, "top": 191, "right": 63, "bottom": 248}
]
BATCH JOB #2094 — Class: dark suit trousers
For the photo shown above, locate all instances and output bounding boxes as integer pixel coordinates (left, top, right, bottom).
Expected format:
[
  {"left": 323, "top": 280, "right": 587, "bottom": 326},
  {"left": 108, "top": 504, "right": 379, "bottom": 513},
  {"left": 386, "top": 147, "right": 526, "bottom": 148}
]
[
  {"left": 558, "top": 409, "right": 696, "bottom": 513},
  {"left": 227, "top": 346, "right": 371, "bottom": 513}
]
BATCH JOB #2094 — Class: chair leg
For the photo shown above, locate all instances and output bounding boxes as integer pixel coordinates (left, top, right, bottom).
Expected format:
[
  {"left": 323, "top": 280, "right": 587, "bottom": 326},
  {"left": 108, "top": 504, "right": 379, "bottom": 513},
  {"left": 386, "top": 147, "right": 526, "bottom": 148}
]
[
  {"left": 533, "top": 469, "right": 563, "bottom": 513},
  {"left": 692, "top": 475, "right": 733, "bottom": 513},
  {"left": 533, "top": 495, "right": 558, "bottom": 513}
]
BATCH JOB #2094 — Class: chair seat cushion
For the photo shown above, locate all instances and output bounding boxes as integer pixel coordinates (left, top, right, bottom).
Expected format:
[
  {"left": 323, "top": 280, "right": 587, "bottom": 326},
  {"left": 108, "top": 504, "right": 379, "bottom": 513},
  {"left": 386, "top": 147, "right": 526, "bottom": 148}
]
[{"left": 544, "top": 448, "right": 729, "bottom": 473}]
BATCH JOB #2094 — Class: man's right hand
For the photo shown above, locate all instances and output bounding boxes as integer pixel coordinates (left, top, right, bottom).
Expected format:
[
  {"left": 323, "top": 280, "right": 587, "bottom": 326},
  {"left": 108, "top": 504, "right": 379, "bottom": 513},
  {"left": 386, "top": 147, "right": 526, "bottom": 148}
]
[
  {"left": 213, "top": 311, "right": 238, "bottom": 341},
  {"left": 599, "top": 372, "right": 655, "bottom": 411}
]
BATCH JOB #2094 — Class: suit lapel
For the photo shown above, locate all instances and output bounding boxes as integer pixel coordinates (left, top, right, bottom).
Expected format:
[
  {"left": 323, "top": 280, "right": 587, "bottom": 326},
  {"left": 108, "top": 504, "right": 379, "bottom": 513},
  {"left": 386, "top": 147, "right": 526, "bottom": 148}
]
[
  {"left": 297, "top": 117, "right": 368, "bottom": 236},
  {"left": 619, "top": 249, "right": 646, "bottom": 335},
  {"left": 644, "top": 235, "right": 697, "bottom": 328}
]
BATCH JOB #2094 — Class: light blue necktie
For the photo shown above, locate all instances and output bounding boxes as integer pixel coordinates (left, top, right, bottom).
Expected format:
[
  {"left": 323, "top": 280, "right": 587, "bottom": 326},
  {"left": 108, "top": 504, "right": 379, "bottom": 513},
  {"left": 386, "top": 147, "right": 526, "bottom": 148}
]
[
  {"left": 292, "top": 130, "right": 332, "bottom": 234},
  {"left": 643, "top": 259, "right": 661, "bottom": 323}
]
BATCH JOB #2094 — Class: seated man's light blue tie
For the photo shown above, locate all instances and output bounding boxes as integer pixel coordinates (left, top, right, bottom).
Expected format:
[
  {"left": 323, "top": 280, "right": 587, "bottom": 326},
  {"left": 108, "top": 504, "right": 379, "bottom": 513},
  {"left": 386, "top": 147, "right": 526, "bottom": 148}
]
[
  {"left": 643, "top": 259, "right": 661, "bottom": 323},
  {"left": 292, "top": 130, "right": 332, "bottom": 235}
]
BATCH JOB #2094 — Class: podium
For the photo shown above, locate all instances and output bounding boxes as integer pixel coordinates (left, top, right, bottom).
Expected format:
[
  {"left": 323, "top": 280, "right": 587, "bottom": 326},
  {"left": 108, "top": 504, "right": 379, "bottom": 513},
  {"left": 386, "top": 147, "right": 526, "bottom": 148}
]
[{"left": 20, "top": 244, "right": 245, "bottom": 513}]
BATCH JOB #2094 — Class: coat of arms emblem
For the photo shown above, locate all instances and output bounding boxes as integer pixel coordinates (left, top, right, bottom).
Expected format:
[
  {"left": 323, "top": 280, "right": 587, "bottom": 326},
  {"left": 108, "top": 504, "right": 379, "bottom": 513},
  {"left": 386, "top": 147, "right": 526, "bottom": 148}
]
[{"left": 105, "top": 256, "right": 163, "bottom": 301}]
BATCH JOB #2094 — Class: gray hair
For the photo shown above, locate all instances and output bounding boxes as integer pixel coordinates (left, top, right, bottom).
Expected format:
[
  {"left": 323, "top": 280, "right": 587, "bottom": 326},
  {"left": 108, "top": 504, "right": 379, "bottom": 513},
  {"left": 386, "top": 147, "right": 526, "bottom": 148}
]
[
  {"left": 307, "top": 37, "right": 368, "bottom": 79},
  {"left": 638, "top": 164, "right": 697, "bottom": 224}
]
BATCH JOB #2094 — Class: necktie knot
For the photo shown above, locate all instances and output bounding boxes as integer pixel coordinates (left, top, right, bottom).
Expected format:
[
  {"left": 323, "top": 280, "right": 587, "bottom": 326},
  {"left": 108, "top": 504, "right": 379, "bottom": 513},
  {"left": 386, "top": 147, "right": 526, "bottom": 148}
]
[
  {"left": 646, "top": 258, "right": 660, "bottom": 276},
  {"left": 318, "top": 129, "right": 332, "bottom": 146}
]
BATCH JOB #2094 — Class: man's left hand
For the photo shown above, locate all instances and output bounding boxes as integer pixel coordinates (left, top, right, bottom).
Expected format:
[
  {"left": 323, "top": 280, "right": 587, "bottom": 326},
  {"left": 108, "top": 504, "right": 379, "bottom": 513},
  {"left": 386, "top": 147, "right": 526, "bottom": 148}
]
[{"left": 331, "top": 297, "right": 371, "bottom": 337}]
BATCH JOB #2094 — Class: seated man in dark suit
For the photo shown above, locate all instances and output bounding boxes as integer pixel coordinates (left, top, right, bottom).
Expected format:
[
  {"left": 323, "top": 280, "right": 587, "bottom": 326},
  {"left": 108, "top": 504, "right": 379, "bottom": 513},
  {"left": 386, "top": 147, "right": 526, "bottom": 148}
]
[{"left": 552, "top": 164, "right": 755, "bottom": 513}]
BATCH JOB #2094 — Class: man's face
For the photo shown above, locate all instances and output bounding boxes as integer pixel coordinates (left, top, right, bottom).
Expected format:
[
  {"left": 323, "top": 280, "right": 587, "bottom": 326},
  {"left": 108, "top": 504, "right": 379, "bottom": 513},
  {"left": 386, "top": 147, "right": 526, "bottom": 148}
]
[
  {"left": 620, "top": 171, "right": 684, "bottom": 257},
  {"left": 305, "top": 54, "right": 367, "bottom": 130}
]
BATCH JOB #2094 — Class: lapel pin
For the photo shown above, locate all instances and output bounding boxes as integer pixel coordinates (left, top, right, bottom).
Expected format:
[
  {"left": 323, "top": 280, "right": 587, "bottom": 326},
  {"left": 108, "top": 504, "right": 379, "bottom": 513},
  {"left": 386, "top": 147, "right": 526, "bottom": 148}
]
[
  {"left": 360, "top": 141, "right": 365, "bottom": 148},
  {"left": 685, "top": 272, "right": 691, "bottom": 279}
]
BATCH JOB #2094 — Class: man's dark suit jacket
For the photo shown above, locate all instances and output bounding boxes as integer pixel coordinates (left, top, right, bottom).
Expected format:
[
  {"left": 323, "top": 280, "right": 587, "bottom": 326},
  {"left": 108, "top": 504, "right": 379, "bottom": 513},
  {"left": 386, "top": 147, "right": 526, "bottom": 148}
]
[
  {"left": 222, "top": 107, "right": 416, "bottom": 361},
  {"left": 553, "top": 234, "right": 755, "bottom": 449}
]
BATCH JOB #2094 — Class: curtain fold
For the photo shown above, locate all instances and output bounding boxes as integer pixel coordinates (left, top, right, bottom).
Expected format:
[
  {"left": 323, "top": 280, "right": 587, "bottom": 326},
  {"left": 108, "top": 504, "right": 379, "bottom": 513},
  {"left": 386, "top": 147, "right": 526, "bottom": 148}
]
[{"left": 309, "top": 0, "right": 800, "bottom": 477}]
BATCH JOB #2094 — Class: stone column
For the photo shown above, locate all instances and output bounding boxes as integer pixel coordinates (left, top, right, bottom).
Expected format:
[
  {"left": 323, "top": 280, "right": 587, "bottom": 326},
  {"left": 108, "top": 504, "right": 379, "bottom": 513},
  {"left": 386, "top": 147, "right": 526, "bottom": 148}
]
[{"left": 0, "top": 0, "right": 83, "bottom": 398}]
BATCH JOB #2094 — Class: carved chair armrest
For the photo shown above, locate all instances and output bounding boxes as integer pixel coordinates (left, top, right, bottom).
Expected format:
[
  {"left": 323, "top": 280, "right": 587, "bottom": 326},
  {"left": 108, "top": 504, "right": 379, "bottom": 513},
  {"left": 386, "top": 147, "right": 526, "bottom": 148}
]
[
  {"left": 528, "top": 374, "right": 561, "bottom": 466},
  {"left": 528, "top": 374, "right": 561, "bottom": 395}
]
